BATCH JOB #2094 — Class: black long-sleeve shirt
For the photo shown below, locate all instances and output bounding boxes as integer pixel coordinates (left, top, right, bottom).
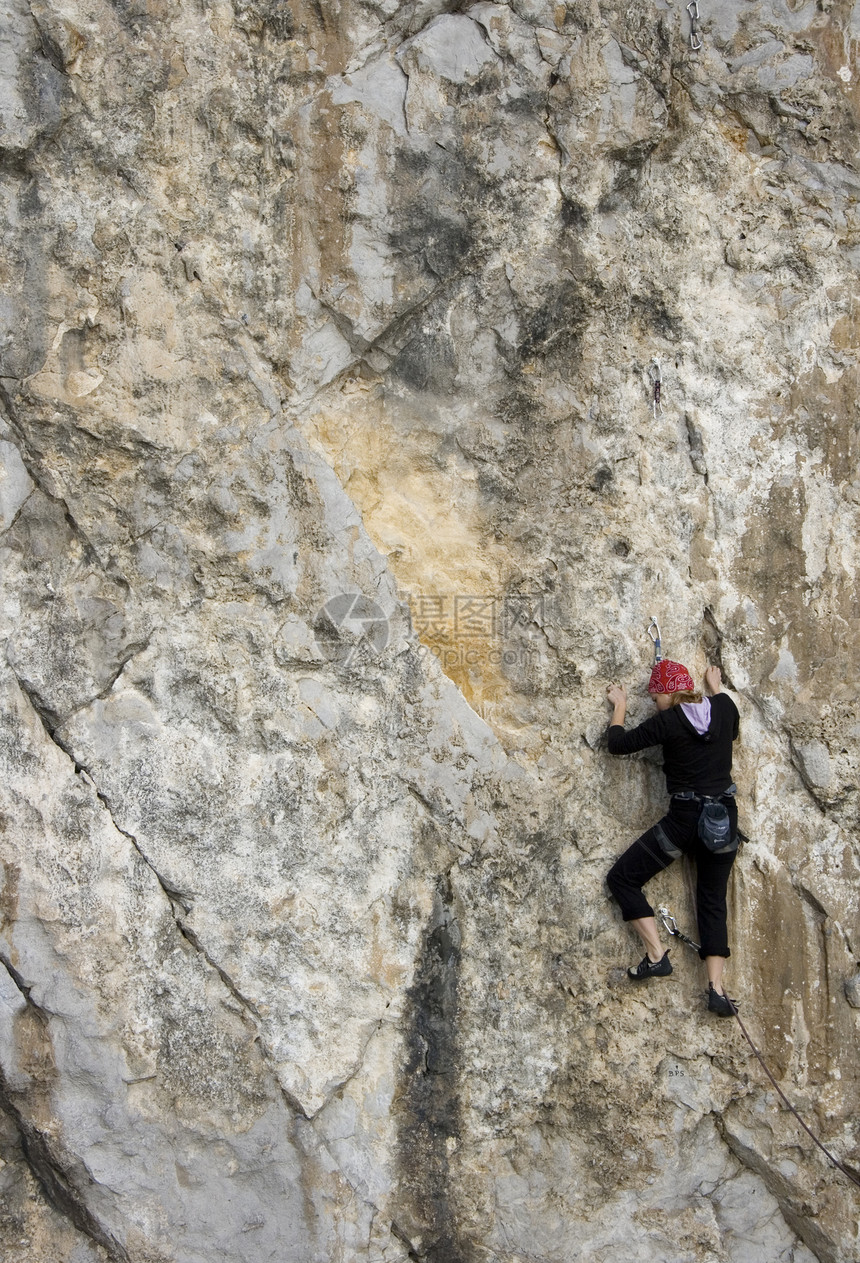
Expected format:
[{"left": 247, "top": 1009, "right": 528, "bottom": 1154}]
[{"left": 607, "top": 693, "right": 739, "bottom": 795}]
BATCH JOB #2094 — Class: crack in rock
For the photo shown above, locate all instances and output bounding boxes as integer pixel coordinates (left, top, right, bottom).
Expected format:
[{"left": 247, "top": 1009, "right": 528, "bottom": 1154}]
[
  {"left": 166, "top": 914, "right": 264, "bottom": 1026},
  {"left": 714, "top": 1109, "right": 838, "bottom": 1263},
  {"left": 300, "top": 1113, "right": 421, "bottom": 1263},
  {"left": 2, "top": 636, "right": 156, "bottom": 748},
  {"left": 390, "top": 1217, "right": 422, "bottom": 1260},
  {"left": 406, "top": 782, "right": 452, "bottom": 825},
  {"left": 0, "top": 951, "right": 50, "bottom": 1021},
  {"left": 305, "top": 249, "right": 489, "bottom": 391},
  {"left": 6, "top": 663, "right": 319, "bottom": 1123},
  {"left": 310, "top": 1014, "right": 394, "bottom": 1123},
  {"left": 685, "top": 412, "right": 709, "bottom": 481},
  {"left": 9, "top": 668, "right": 83, "bottom": 766},
  {"left": 0, "top": 386, "right": 110, "bottom": 571},
  {"left": 0, "top": 1063, "right": 129, "bottom": 1263}
]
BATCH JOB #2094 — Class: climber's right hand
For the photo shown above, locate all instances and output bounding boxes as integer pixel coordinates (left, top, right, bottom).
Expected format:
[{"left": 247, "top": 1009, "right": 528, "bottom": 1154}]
[{"left": 606, "top": 684, "right": 627, "bottom": 708}]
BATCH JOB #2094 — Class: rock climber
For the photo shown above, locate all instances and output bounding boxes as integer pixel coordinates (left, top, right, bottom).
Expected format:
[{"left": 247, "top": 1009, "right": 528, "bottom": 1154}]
[{"left": 604, "top": 660, "right": 740, "bottom": 1016}]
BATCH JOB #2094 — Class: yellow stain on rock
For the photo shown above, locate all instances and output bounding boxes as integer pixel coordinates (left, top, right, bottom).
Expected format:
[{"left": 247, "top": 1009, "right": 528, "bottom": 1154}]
[{"left": 304, "top": 378, "right": 531, "bottom": 724}]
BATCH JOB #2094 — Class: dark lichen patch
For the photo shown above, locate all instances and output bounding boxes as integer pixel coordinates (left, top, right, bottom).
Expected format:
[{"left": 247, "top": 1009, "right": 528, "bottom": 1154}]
[
  {"left": 597, "top": 144, "right": 655, "bottom": 213},
  {"left": 388, "top": 149, "right": 478, "bottom": 285},
  {"left": 560, "top": 196, "right": 591, "bottom": 231},
  {"left": 590, "top": 464, "right": 613, "bottom": 494},
  {"left": 231, "top": 0, "right": 295, "bottom": 40},
  {"left": 0, "top": 859, "right": 20, "bottom": 934},
  {"left": 389, "top": 328, "right": 458, "bottom": 395},
  {"left": 514, "top": 277, "right": 589, "bottom": 370},
  {"left": 629, "top": 290, "right": 682, "bottom": 340},
  {"left": 393, "top": 880, "right": 474, "bottom": 1263}
]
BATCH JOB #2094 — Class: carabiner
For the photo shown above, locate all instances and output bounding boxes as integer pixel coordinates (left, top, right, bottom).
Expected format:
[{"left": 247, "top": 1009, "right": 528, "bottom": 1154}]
[
  {"left": 658, "top": 907, "right": 677, "bottom": 936},
  {"left": 648, "top": 616, "right": 662, "bottom": 663},
  {"left": 657, "top": 906, "right": 702, "bottom": 953}
]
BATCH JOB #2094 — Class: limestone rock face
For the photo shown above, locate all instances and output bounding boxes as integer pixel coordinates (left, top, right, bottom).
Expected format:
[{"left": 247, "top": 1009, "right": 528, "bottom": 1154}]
[{"left": 1, "top": 1, "right": 859, "bottom": 1261}]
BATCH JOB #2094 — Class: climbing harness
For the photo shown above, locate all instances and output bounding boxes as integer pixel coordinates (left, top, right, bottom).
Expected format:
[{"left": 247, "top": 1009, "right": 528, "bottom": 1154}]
[
  {"left": 647, "top": 616, "right": 662, "bottom": 664},
  {"left": 687, "top": 0, "right": 702, "bottom": 50},
  {"left": 658, "top": 906, "right": 860, "bottom": 1192},
  {"left": 648, "top": 360, "right": 663, "bottom": 417},
  {"left": 671, "top": 787, "right": 739, "bottom": 855}
]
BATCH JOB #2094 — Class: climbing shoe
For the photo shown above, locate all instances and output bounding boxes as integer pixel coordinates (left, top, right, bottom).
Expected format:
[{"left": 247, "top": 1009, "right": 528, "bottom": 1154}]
[
  {"left": 628, "top": 951, "right": 672, "bottom": 981},
  {"left": 707, "top": 984, "right": 738, "bottom": 1017}
]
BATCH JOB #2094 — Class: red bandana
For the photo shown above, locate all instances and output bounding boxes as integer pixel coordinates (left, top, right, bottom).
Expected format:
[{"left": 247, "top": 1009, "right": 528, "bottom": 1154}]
[{"left": 648, "top": 660, "right": 695, "bottom": 694}]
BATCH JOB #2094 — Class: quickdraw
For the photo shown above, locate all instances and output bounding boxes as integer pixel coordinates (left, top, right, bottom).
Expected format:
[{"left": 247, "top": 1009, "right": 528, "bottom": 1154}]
[
  {"left": 687, "top": 0, "right": 702, "bottom": 50},
  {"left": 648, "top": 360, "right": 663, "bottom": 417},
  {"left": 658, "top": 906, "right": 700, "bottom": 951}
]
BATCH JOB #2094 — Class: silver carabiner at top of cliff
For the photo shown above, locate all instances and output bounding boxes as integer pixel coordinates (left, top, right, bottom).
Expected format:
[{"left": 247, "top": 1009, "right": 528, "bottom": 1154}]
[
  {"left": 648, "top": 616, "right": 662, "bottom": 664},
  {"left": 687, "top": 0, "right": 703, "bottom": 50}
]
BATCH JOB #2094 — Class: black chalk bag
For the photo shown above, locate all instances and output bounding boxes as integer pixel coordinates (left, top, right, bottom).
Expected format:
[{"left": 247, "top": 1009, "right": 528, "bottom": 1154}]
[{"left": 697, "top": 785, "right": 737, "bottom": 855}]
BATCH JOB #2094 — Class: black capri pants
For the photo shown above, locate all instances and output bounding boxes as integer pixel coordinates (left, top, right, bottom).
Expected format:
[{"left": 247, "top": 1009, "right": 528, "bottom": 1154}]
[{"left": 606, "top": 796, "right": 738, "bottom": 959}]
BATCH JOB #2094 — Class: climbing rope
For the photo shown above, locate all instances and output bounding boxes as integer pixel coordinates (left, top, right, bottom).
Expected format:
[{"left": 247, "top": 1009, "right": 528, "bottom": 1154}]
[{"left": 658, "top": 907, "right": 860, "bottom": 1191}]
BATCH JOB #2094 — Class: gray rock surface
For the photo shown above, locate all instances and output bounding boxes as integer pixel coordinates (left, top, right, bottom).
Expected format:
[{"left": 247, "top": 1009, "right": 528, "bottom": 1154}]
[{"left": 1, "top": 0, "right": 859, "bottom": 1260}]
